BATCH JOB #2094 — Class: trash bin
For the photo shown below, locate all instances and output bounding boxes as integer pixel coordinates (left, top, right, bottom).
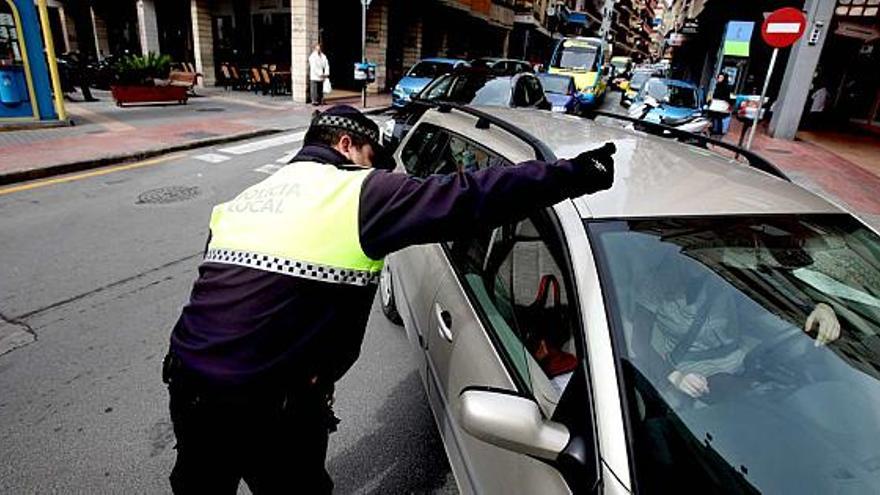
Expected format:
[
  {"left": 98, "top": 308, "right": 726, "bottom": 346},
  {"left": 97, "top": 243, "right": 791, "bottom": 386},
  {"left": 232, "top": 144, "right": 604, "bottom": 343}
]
[{"left": 0, "top": 65, "right": 27, "bottom": 106}]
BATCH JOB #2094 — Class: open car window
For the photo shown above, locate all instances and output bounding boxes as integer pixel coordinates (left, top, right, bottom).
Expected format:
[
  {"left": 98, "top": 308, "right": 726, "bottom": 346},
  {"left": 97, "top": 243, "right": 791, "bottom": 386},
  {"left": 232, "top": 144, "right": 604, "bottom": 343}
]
[{"left": 448, "top": 215, "right": 581, "bottom": 413}]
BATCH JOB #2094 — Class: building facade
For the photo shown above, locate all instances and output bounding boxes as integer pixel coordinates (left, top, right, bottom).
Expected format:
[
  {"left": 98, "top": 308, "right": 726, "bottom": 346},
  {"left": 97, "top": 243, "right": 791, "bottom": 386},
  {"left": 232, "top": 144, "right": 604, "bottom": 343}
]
[{"left": 48, "top": 0, "right": 522, "bottom": 103}]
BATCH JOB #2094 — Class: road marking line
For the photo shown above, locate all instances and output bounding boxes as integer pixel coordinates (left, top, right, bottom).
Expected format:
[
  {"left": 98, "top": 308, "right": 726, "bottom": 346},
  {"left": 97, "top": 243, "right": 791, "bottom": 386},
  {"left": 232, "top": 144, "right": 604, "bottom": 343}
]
[
  {"left": 276, "top": 149, "right": 299, "bottom": 163},
  {"left": 193, "top": 153, "right": 231, "bottom": 163},
  {"left": 0, "top": 154, "right": 183, "bottom": 196},
  {"left": 208, "top": 94, "right": 296, "bottom": 111},
  {"left": 254, "top": 164, "right": 284, "bottom": 175},
  {"left": 219, "top": 131, "right": 307, "bottom": 155},
  {"left": 766, "top": 22, "right": 802, "bottom": 33}
]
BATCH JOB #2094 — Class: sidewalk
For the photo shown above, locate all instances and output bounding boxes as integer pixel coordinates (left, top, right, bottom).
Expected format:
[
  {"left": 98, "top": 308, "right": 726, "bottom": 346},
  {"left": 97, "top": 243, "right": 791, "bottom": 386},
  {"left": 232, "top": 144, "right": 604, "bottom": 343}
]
[
  {"left": 720, "top": 119, "right": 880, "bottom": 229},
  {"left": 0, "top": 88, "right": 391, "bottom": 185}
]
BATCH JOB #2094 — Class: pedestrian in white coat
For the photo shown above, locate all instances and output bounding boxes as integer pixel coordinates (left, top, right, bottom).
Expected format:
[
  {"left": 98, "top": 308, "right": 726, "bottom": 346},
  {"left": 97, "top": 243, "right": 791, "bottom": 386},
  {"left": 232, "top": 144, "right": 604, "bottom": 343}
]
[{"left": 309, "top": 43, "right": 330, "bottom": 106}]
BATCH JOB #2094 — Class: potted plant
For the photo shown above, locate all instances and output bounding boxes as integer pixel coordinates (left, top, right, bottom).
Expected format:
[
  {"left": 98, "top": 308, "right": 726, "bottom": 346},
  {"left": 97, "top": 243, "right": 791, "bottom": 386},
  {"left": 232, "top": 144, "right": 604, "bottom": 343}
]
[{"left": 110, "top": 52, "right": 188, "bottom": 106}]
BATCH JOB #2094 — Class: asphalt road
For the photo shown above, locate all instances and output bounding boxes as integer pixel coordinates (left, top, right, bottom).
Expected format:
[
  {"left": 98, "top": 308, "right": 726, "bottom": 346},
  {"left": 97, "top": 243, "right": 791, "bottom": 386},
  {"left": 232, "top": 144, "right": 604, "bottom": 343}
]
[{"left": 0, "top": 130, "right": 457, "bottom": 494}]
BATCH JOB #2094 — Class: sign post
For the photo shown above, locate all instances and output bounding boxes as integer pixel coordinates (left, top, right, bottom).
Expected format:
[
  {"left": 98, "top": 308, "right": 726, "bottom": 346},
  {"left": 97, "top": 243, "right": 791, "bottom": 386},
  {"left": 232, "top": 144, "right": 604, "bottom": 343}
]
[
  {"left": 361, "top": 0, "right": 371, "bottom": 108},
  {"left": 746, "top": 7, "right": 806, "bottom": 150}
]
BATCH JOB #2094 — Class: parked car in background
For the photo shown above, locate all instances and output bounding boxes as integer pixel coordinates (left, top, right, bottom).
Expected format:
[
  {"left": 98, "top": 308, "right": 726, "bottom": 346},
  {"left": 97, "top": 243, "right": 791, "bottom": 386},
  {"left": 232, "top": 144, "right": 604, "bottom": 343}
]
[
  {"left": 382, "top": 67, "right": 549, "bottom": 149},
  {"left": 620, "top": 67, "right": 654, "bottom": 107},
  {"left": 629, "top": 77, "right": 705, "bottom": 127},
  {"left": 381, "top": 103, "right": 880, "bottom": 494},
  {"left": 536, "top": 73, "right": 579, "bottom": 114},
  {"left": 470, "top": 57, "right": 533, "bottom": 76},
  {"left": 392, "top": 57, "right": 469, "bottom": 108},
  {"left": 610, "top": 55, "right": 632, "bottom": 90}
]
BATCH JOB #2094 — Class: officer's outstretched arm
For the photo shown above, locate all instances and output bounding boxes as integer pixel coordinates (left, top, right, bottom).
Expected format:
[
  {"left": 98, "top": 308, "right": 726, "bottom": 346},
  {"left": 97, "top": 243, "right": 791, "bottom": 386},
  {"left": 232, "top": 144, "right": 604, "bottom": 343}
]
[{"left": 358, "top": 143, "right": 616, "bottom": 259}]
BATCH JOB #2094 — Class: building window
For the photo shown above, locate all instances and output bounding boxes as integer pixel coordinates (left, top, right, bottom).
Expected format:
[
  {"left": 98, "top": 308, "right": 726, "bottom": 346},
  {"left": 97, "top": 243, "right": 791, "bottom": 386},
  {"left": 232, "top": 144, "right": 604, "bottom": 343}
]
[{"left": 837, "top": 0, "right": 880, "bottom": 15}]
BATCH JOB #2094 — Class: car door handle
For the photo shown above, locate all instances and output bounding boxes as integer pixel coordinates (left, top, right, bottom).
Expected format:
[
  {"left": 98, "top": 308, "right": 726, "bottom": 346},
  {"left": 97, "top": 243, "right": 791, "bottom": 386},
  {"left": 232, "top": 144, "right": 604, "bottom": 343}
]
[{"left": 434, "top": 303, "right": 453, "bottom": 342}]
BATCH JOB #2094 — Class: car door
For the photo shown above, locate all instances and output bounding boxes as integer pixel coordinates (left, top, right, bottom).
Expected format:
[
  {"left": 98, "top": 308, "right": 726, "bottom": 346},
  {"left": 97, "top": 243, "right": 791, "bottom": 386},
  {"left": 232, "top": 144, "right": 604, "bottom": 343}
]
[{"left": 422, "top": 135, "right": 599, "bottom": 493}]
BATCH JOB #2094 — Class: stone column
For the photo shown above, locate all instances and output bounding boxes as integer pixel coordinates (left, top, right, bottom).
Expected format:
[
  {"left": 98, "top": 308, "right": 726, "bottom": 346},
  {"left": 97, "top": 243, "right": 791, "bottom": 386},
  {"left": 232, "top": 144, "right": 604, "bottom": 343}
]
[
  {"left": 136, "top": 0, "right": 160, "bottom": 55},
  {"left": 768, "top": 0, "right": 836, "bottom": 140},
  {"left": 502, "top": 29, "right": 510, "bottom": 57},
  {"left": 57, "top": 6, "right": 72, "bottom": 53},
  {"left": 402, "top": 17, "right": 423, "bottom": 70},
  {"left": 90, "top": 6, "right": 110, "bottom": 60},
  {"left": 365, "top": 0, "right": 389, "bottom": 93},
  {"left": 190, "top": 0, "right": 215, "bottom": 86},
  {"left": 291, "top": 0, "right": 319, "bottom": 103}
]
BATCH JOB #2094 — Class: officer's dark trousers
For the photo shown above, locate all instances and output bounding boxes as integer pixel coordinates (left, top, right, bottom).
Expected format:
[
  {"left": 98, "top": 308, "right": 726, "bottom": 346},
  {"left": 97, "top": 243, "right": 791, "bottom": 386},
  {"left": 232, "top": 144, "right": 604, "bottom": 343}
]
[{"left": 168, "top": 379, "right": 335, "bottom": 494}]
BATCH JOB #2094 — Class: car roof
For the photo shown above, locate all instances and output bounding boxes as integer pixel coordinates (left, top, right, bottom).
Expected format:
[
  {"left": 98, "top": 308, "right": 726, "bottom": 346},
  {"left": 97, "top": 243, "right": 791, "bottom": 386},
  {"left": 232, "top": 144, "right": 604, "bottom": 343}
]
[
  {"left": 420, "top": 57, "right": 467, "bottom": 64},
  {"left": 426, "top": 107, "right": 841, "bottom": 219}
]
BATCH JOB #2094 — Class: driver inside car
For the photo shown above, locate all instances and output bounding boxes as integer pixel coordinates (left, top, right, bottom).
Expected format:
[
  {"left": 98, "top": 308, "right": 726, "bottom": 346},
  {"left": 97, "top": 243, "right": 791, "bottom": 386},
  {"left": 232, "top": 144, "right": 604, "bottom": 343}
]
[{"left": 631, "top": 248, "right": 841, "bottom": 400}]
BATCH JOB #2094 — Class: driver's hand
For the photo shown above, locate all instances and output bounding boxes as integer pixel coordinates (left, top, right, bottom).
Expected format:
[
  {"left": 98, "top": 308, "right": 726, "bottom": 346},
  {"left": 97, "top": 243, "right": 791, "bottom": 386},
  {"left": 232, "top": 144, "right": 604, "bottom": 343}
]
[
  {"left": 668, "top": 370, "right": 709, "bottom": 398},
  {"left": 805, "top": 302, "right": 841, "bottom": 347}
]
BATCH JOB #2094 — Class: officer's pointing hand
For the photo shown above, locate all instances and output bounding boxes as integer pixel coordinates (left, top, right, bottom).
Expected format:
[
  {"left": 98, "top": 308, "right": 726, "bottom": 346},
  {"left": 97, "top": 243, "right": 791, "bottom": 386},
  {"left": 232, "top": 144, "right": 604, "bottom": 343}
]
[{"left": 568, "top": 142, "right": 616, "bottom": 193}]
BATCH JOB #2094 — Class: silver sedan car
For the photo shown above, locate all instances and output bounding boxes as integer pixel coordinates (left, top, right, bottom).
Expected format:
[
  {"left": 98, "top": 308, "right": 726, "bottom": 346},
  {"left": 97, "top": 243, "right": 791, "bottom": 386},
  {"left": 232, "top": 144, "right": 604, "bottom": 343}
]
[{"left": 380, "top": 105, "right": 880, "bottom": 494}]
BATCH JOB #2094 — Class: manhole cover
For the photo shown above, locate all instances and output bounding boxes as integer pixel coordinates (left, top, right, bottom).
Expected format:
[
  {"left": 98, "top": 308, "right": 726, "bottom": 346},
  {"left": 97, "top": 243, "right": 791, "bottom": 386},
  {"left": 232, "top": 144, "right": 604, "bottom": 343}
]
[
  {"left": 180, "top": 131, "right": 220, "bottom": 140},
  {"left": 196, "top": 107, "right": 226, "bottom": 112},
  {"left": 137, "top": 186, "right": 201, "bottom": 205}
]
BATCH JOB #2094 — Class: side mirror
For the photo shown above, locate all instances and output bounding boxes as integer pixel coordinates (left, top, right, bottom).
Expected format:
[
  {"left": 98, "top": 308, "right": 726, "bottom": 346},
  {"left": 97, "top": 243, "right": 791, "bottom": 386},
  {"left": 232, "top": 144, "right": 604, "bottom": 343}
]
[{"left": 459, "top": 389, "right": 570, "bottom": 461}]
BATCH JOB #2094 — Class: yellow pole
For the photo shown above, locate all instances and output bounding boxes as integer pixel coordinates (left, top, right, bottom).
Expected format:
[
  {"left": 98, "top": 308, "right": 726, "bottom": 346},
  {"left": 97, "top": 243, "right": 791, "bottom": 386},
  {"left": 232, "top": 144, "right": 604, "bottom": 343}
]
[{"left": 36, "top": 0, "right": 67, "bottom": 121}]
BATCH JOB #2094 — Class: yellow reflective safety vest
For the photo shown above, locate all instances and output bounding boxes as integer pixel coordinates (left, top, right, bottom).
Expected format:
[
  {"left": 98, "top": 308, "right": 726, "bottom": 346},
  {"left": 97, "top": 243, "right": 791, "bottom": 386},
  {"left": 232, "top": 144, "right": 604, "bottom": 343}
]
[{"left": 205, "top": 162, "right": 384, "bottom": 286}]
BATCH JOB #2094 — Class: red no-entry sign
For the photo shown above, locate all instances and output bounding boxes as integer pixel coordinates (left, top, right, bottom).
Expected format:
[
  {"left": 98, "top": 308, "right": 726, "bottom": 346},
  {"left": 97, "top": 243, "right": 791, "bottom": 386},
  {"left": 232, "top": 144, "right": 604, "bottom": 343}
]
[{"left": 761, "top": 7, "right": 808, "bottom": 48}]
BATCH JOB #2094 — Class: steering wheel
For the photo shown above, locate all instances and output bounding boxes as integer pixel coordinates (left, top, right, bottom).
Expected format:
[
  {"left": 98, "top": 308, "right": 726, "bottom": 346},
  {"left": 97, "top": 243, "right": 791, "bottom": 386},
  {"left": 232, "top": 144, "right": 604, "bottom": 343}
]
[{"left": 743, "top": 326, "right": 814, "bottom": 380}]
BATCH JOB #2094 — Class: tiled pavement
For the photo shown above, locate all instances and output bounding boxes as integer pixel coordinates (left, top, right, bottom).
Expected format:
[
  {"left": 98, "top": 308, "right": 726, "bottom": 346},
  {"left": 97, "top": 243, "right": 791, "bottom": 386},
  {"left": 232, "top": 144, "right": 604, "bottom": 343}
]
[{"left": 720, "top": 119, "right": 880, "bottom": 230}]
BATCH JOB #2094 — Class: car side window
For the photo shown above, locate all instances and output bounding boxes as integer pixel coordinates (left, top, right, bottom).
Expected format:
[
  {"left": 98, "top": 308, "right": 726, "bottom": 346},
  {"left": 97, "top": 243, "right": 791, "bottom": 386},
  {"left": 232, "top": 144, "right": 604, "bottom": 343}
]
[
  {"left": 512, "top": 79, "right": 529, "bottom": 107},
  {"left": 434, "top": 133, "right": 505, "bottom": 174},
  {"left": 400, "top": 124, "right": 447, "bottom": 177},
  {"left": 448, "top": 216, "right": 579, "bottom": 401},
  {"left": 404, "top": 125, "right": 509, "bottom": 178},
  {"left": 523, "top": 77, "right": 544, "bottom": 106}
]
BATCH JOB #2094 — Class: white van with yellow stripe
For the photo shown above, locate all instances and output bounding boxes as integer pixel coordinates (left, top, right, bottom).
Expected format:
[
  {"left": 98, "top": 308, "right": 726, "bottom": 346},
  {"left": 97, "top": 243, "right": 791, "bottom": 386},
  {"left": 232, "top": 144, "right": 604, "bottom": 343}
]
[{"left": 548, "top": 37, "right": 609, "bottom": 108}]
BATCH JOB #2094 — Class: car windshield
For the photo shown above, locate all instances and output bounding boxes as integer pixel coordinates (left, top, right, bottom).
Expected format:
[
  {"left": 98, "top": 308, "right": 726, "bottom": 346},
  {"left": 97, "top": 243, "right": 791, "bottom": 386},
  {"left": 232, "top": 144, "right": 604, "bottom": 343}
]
[
  {"left": 629, "top": 71, "right": 652, "bottom": 90},
  {"left": 408, "top": 61, "right": 454, "bottom": 79},
  {"left": 469, "top": 78, "right": 513, "bottom": 106},
  {"left": 588, "top": 214, "right": 880, "bottom": 494},
  {"left": 538, "top": 76, "right": 572, "bottom": 94},
  {"left": 642, "top": 79, "right": 698, "bottom": 108},
  {"left": 419, "top": 72, "right": 511, "bottom": 106},
  {"left": 555, "top": 47, "right": 598, "bottom": 71}
]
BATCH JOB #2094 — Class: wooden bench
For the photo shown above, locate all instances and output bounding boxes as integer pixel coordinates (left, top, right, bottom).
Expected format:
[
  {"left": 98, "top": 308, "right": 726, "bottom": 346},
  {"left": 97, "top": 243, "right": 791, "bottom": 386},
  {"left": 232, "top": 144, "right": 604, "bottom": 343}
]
[{"left": 168, "top": 70, "right": 200, "bottom": 95}]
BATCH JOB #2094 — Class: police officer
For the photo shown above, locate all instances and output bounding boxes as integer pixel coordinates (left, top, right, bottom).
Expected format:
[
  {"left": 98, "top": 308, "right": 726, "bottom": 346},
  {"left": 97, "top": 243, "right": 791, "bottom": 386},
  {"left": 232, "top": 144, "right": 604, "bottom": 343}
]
[{"left": 164, "top": 105, "right": 616, "bottom": 493}]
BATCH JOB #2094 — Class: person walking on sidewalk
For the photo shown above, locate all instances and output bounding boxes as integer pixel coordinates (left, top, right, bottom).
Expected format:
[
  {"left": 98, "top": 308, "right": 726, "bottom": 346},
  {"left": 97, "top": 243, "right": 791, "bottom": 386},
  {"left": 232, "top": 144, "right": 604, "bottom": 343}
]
[
  {"left": 806, "top": 82, "right": 830, "bottom": 130},
  {"left": 309, "top": 43, "right": 330, "bottom": 106},
  {"left": 709, "top": 73, "right": 732, "bottom": 137},
  {"left": 162, "top": 104, "right": 618, "bottom": 494}
]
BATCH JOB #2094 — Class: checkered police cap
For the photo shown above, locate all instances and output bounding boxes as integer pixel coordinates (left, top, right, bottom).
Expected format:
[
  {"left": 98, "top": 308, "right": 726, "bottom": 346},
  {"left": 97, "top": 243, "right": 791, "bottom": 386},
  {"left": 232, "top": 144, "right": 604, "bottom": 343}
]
[{"left": 308, "top": 105, "right": 381, "bottom": 147}]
